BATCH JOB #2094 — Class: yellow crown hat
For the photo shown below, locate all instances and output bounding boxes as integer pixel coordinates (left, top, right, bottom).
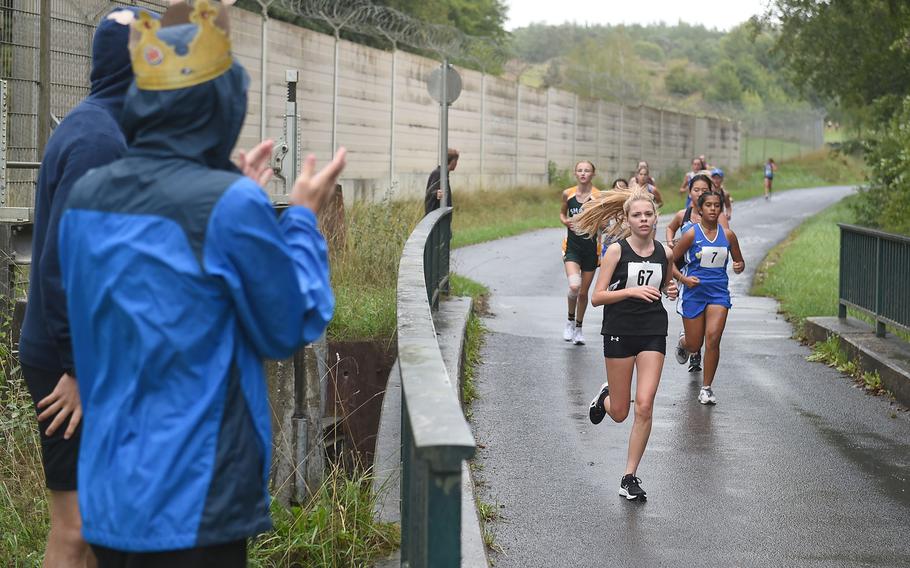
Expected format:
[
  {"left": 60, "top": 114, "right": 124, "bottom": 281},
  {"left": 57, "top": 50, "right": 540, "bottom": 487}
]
[{"left": 127, "top": 0, "right": 235, "bottom": 91}]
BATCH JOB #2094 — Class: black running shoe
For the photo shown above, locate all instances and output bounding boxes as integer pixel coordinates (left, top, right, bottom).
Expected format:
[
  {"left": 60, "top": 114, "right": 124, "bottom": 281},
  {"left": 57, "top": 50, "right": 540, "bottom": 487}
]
[
  {"left": 619, "top": 474, "right": 646, "bottom": 500},
  {"left": 688, "top": 351, "right": 702, "bottom": 372},
  {"left": 588, "top": 382, "right": 609, "bottom": 424}
]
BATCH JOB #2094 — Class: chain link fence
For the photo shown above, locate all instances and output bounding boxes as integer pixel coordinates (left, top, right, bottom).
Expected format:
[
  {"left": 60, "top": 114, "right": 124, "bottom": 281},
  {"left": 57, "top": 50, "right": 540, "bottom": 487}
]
[{"left": 0, "top": 0, "right": 169, "bottom": 207}]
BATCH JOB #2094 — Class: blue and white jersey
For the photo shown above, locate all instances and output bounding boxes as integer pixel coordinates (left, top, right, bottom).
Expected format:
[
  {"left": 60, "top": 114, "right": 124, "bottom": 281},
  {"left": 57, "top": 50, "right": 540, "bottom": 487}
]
[
  {"left": 677, "top": 223, "right": 733, "bottom": 317},
  {"left": 682, "top": 223, "right": 730, "bottom": 286},
  {"left": 764, "top": 163, "right": 774, "bottom": 178}
]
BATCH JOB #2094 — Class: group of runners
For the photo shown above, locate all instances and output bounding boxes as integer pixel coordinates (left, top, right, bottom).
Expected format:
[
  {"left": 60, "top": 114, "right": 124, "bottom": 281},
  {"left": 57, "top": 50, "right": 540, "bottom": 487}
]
[{"left": 560, "top": 156, "right": 745, "bottom": 501}]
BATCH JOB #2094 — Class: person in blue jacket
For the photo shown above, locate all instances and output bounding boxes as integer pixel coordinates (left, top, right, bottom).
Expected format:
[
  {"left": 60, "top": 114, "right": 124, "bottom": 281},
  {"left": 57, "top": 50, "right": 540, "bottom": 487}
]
[
  {"left": 17, "top": 8, "right": 155, "bottom": 566},
  {"left": 57, "top": 1, "right": 345, "bottom": 563}
]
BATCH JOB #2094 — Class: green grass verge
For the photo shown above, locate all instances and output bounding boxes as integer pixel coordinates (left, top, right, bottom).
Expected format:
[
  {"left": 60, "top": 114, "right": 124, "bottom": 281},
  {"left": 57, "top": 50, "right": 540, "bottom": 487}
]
[
  {"left": 452, "top": 186, "right": 562, "bottom": 249},
  {"left": 751, "top": 197, "right": 855, "bottom": 323},
  {"left": 740, "top": 136, "right": 815, "bottom": 166}
]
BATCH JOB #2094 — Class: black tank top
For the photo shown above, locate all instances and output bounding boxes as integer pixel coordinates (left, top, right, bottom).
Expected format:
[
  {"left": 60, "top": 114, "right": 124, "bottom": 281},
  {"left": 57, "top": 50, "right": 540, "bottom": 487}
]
[
  {"left": 566, "top": 190, "right": 598, "bottom": 252},
  {"left": 601, "top": 239, "right": 669, "bottom": 336}
]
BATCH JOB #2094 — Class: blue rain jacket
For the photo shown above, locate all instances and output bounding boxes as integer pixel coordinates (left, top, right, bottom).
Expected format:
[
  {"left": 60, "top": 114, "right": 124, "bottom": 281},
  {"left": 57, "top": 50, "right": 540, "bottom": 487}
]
[{"left": 58, "top": 23, "right": 334, "bottom": 551}]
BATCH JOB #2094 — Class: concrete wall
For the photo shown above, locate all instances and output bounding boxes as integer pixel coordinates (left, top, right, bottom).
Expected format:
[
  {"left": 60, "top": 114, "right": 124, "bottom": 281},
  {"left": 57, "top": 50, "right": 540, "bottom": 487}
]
[{"left": 5, "top": 2, "right": 742, "bottom": 206}]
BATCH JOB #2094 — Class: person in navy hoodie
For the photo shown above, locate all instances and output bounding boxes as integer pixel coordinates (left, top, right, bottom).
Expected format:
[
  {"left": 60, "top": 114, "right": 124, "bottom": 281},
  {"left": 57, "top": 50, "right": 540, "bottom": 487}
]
[
  {"left": 18, "top": 8, "right": 158, "bottom": 566},
  {"left": 57, "top": 1, "right": 344, "bottom": 564}
]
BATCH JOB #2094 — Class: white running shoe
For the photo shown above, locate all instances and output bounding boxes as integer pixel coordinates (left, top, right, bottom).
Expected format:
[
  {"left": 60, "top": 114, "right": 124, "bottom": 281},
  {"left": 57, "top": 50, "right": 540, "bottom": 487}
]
[
  {"left": 573, "top": 327, "right": 585, "bottom": 345},
  {"left": 563, "top": 321, "right": 574, "bottom": 341},
  {"left": 698, "top": 386, "right": 716, "bottom": 405}
]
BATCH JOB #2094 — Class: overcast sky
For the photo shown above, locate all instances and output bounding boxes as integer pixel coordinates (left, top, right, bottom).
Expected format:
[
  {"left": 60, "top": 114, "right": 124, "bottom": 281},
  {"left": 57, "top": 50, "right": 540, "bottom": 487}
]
[{"left": 505, "top": 0, "right": 771, "bottom": 32}]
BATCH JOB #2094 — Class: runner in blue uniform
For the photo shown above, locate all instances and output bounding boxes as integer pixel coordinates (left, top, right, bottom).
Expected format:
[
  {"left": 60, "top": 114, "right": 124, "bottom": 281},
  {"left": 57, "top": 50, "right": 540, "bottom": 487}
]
[
  {"left": 763, "top": 158, "right": 777, "bottom": 200},
  {"left": 576, "top": 190, "right": 678, "bottom": 501},
  {"left": 664, "top": 173, "right": 728, "bottom": 372},
  {"left": 672, "top": 190, "right": 745, "bottom": 404}
]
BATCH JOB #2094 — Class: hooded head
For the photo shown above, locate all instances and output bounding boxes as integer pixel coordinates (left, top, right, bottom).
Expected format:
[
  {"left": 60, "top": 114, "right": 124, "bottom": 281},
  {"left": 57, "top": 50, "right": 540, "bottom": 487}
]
[
  {"left": 89, "top": 8, "right": 155, "bottom": 106},
  {"left": 120, "top": 20, "right": 248, "bottom": 171}
]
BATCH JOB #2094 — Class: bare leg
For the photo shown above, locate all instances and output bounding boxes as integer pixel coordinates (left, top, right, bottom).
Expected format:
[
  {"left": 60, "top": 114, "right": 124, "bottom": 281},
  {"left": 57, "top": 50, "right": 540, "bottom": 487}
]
[
  {"left": 602, "top": 356, "right": 635, "bottom": 423},
  {"left": 45, "top": 490, "right": 94, "bottom": 568},
  {"left": 681, "top": 313, "right": 706, "bottom": 354},
  {"left": 764, "top": 177, "right": 771, "bottom": 199},
  {"left": 702, "top": 305, "right": 729, "bottom": 388},
  {"left": 575, "top": 270, "right": 596, "bottom": 324},
  {"left": 625, "top": 352, "right": 664, "bottom": 475},
  {"left": 564, "top": 261, "right": 582, "bottom": 318}
]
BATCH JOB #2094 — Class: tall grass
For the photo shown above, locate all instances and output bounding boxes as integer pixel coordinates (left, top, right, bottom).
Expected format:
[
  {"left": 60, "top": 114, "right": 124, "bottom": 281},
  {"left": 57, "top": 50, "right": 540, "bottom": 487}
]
[
  {"left": 0, "top": 349, "right": 49, "bottom": 564},
  {"left": 327, "top": 199, "right": 424, "bottom": 342},
  {"left": 248, "top": 463, "right": 400, "bottom": 567}
]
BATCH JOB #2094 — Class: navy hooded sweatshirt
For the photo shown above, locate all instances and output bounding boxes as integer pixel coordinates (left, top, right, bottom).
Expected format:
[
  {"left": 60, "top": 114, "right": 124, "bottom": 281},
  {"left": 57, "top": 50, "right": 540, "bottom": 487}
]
[
  {"left": 58, "top": 20, "right": 333, "bottom": 550},
  {"left": 19, "top": 13, "right": 137, "bottom": 372}
]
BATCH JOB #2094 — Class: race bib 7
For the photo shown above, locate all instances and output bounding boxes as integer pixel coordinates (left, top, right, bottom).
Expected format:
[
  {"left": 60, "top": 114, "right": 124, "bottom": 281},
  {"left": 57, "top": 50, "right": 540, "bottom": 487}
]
[{"left": 700, "top": 246, "right": 728, "bottom": 268}]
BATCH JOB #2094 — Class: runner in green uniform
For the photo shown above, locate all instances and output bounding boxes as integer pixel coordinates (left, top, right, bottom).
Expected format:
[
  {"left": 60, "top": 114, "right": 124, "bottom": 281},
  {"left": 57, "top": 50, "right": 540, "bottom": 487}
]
[{"left": 560, "top": 161, "right": 602, "bottom": 345}]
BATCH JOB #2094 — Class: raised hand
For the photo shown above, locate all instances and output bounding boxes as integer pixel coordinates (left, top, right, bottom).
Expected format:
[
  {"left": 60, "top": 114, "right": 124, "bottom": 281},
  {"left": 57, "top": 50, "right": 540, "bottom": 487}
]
[
  {"left": 235, "top": 139, "right": 275, "bottom": 188},
  {"left": 291, "top": 148, "right": 347, "bottom": 213}
]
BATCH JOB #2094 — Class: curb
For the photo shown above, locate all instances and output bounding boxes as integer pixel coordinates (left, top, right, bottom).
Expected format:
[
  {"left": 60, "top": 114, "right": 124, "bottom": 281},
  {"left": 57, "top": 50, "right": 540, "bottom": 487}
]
[
  {"left": 804, "top": 316, "right": 910, "bottom": 406},
  {"left": 372, "top": 295, "right": 488, "bottom": 568}
]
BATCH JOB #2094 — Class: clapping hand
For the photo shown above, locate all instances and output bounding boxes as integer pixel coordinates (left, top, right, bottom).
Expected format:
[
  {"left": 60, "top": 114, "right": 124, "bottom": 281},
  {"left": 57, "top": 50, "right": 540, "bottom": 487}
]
[
  {"left": 291, "top": 148, "right": 348, "bottom": 213},
  {"left": 235, "top": 139, "right": 275, "bottom": 187}
]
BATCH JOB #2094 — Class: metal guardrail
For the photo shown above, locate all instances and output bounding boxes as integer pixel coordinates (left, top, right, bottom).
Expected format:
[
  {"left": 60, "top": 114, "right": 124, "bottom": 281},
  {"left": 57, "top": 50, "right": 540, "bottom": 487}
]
[
  {"left": 838, "top": 223, "right": 910, "bottom": 337},
  {"left": 396, "top": 206, "right": 475, "bottom": 567}
]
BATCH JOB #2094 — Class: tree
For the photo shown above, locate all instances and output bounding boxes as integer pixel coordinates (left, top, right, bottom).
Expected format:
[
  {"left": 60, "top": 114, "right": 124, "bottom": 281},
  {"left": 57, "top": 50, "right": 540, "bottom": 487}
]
[
  {"left": 664, "top": 62, "right": 699, "bottom": 96},
  {"left": 768, "top": 0, "right": 910, "bottom": 118},
  {"left": 705, "top": 60, "right": 743, "bottom": 105}
]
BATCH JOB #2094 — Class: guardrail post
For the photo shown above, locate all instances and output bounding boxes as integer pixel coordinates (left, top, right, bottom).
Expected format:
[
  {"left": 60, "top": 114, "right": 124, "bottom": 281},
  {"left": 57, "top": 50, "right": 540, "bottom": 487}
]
[
  {"left": 875, "top": 235, "right": 886, "bottom": 337},
  {"left": 838, "top": 225, "right": 847, "bottom": 319}
]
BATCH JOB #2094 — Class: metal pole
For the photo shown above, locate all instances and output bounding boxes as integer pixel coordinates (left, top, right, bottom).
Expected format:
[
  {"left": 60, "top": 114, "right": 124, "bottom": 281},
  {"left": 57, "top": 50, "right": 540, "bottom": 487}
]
[
  {"left": 479, "top": 73, "right": 485, "bottom": 186},
  {"left": 439, "top": 60, "right": 449, "bottom": 208},
  {"left": 514, "top": 82, "right": 520, "bottom": 186},
  {"left": 332, "top": 33, "right": 340, "bottom": 153},
  {"left": 37, "top": 0, "right": 51, "bottom": 157},
  {"left": 618, "top": 105, "right": 624, "bottom": 174},
  {"left": 259, "top": 2, "right": 269, "bottom": 142},
  {"left": 389, "top": 47, "right": 397, "bottom": 190},
  {"left": 544, "top": 88, "right": 550, "bottom": 179},
  {"left": 595, "top": 100, "right": 601, "bottom": 176},
  {"left": 659, "top": 109, "right": 664, "bottom": 175},
  {"left": 572, "top": 94, "right": 578, "bottom": 162}
]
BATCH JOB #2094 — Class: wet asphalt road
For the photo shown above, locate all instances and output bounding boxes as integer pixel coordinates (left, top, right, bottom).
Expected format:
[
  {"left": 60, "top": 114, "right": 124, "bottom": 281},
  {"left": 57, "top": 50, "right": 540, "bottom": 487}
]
[{"left": 451, "top": 186, "right": 910, "bottom": 568}]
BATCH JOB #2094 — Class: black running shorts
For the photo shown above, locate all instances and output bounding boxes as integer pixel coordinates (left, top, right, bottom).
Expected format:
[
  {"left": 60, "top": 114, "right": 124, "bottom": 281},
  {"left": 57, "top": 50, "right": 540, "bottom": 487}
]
[
  {"left": 22, "top": 364, "right": 81, "bottom": 492},
  {"left": 92, "top": 540, "right": 247, "bottom": 568},
  {"left": 602, "top": 334, "right": 666, "bottom": 358}
]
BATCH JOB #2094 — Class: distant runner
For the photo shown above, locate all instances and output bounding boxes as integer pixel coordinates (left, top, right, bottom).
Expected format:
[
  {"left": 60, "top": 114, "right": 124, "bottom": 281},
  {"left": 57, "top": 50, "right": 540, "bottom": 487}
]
[{"left": 560, "top": 161, "right": 602, "bottom": 345}]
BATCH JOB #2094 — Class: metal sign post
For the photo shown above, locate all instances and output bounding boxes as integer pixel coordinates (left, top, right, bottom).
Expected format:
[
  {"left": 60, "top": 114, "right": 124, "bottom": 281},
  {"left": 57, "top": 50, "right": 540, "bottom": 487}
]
[{"left": 427, "top": 61, "right": 462, "bottom": 208}]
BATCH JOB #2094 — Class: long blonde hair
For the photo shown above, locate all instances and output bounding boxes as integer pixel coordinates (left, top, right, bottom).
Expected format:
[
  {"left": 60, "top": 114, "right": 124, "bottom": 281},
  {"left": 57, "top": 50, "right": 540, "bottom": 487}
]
[{"left": 572, "top": 189, "right": 658, "bottom": 240}]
